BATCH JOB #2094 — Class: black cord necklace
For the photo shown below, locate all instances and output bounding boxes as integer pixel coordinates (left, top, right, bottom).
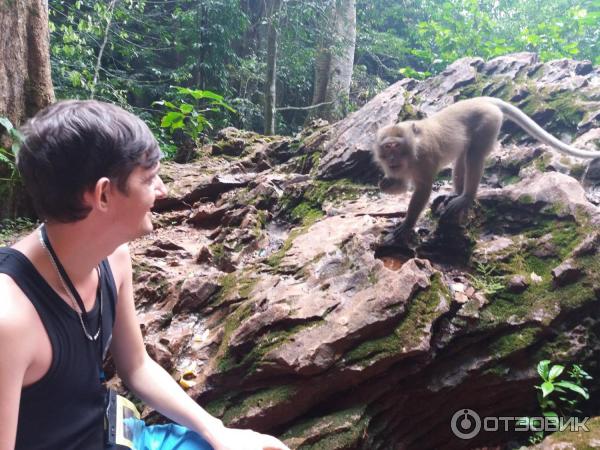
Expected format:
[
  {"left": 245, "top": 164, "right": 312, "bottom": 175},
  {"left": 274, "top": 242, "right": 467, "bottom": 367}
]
[{"left": 38, "top": 224, "right": 103, "bottom": 342}]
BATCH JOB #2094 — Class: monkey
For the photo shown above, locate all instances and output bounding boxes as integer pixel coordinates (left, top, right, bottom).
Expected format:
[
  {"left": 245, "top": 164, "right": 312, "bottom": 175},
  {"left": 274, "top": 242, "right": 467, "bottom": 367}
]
[{"left": 373, "top": 96, "right": 600, "bottom": 236}]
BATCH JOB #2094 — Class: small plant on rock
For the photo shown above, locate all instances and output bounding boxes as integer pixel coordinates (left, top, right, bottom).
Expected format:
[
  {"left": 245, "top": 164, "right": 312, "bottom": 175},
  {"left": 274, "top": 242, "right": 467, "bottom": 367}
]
[
  {"left": 467, "top": 261, "right": 504, "bottom": 295},
  {"left": 518, "top": 360, "right": 592, "bottom": 444}
]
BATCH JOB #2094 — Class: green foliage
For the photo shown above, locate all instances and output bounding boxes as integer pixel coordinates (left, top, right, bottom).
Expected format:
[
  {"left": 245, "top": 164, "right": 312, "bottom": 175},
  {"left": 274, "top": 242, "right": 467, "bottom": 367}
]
[
  {"left": 356, "top": 0, "right": 600, "bottom": 84},
  {"left": 153, "top": 87, "right": 235, "bottom": 143},
  {"left": 47, "top": 0, "right": 599, "bottom": 144},
  {"left": 518, "top": 360, "right": 592, "bottom": 444},
  {"left": 0, "top": 117, "right": 23, "bottom": 187},
  {"left": 467, "top": 261, "right": 504, "bottom": 295},
  {"left": 0, "top": 217, "right": 36, "bottom": 246}
]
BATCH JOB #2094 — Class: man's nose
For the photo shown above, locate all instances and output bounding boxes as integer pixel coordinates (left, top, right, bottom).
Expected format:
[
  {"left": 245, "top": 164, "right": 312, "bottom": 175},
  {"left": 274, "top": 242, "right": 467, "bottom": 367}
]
[{"left": 154, "top": 176, "right": 168, "bottom": 198}]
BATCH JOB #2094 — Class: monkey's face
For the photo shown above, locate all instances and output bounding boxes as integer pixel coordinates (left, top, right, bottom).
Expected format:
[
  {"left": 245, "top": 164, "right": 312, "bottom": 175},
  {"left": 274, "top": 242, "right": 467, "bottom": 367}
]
[{"left": 377, "top": 136, "right": 416, "bottom": 172}]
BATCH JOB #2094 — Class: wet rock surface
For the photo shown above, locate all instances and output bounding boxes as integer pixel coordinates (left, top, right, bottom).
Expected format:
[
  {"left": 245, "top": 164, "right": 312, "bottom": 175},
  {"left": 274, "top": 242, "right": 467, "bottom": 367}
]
[{"left": 115, "top": 54, "right": 600, "bottom": 449}]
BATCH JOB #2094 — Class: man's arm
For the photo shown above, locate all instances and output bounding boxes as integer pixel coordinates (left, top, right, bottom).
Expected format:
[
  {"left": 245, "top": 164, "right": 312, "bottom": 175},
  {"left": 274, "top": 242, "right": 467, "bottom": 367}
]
[
  {"left": 0, "top": 278, "right": 34, "bottom": 450},
  {"left": 108, "top": 244, "right": 289, "bottom": 450}
]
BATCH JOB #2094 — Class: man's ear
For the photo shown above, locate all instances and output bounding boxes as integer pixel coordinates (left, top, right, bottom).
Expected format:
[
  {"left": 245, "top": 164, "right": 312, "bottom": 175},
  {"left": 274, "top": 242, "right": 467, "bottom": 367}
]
[{"left": 83, "top": 177, "right": 112, "bottom": 211}]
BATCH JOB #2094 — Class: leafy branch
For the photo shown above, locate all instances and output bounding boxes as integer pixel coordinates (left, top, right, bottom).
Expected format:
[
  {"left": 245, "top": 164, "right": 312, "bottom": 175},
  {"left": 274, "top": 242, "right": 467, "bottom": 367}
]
[{"left": 153, "top": 87, "right": 236, "bottom": 144}]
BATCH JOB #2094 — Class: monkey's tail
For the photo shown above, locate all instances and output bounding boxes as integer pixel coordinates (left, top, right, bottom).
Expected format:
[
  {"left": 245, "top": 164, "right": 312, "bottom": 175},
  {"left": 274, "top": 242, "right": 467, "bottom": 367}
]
[{"left": 484, "top": 97, "right": 600, "bottom": 159}]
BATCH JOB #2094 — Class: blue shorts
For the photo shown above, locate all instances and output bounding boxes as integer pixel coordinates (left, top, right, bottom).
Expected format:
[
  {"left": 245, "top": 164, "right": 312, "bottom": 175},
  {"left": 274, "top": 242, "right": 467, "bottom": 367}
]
[{"left": 128, "top": 419, "right": 214, "bottom": 450}]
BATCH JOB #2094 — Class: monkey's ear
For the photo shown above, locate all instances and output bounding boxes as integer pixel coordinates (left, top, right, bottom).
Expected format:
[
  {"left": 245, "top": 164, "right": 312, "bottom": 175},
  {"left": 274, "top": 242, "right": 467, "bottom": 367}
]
[{"left": 412, "top": 122, "right": 421, "bottom": 135}]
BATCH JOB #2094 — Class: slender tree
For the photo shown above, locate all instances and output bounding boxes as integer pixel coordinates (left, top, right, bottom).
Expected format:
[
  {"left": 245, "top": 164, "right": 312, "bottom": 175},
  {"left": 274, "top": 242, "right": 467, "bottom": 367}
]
[
  {"left": 264, "top": 0, "right": 282, "bottom": 135},
  {"left": 310, "top": 0, "right": 356, "bottom": 122}
]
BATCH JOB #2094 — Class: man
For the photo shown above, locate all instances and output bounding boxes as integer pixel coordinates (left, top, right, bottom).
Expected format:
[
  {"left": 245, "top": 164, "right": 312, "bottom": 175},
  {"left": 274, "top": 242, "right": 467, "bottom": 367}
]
[{"left": 0, "top": 100, "right": 290, "bottom": 450}]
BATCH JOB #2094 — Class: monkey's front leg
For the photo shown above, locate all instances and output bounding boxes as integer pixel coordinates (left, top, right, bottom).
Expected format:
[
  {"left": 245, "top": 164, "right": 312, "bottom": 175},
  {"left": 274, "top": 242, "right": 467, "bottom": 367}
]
[{"left": 394, "top": 181, "right": 432, "bottom": 239}]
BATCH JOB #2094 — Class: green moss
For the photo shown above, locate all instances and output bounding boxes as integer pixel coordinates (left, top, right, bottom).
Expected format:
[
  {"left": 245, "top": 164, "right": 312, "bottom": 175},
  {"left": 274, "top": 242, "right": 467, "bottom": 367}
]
[
  {"left": 543, "top": 201, "right": 569, "bottom": 217},
  {"left": 146, "top": 275, "right": 170, "bottom": 299},
  {"left": 290, "top": 202, "right": 325, "bottom": 226},
  {"left": 476, "top": 218, "right": 589, "bottom": 327},
  {"left": 209, "top": 242, "right": 227, "bottom": 267},
  {"left": 344, "top": 274, "right": 447, "bottom": 367},
  {"left": 308, "top": 151, "right": 322, "bottom": 176},
  {"left": 550, "top": 222, "right": 580, "bottom": 256},
  {"left": 219, "top": 272, "right": 238, "bottom": 295},
  {"left": 502, "top": 175, "right": 521, "bottom": 185},
  {"left": 204, "top": 396, "right": 230, "bottom": 417},
  {"left": 298, "top": 423, "right": 367, "bottom": 450},
  {"left": 569, "top": 163, "right": 587, "bottom": 179},
  {"left": 256, "top": 210, "right": 267, "bottom": 228},
  {"left": 482, "top": 364, "right": 511, "bottom": 377},
  {"left": 221, "top": 385, "right": 296, "bottom": 424},
  {"left": 488, "top": 325, "right": 541, "bottom": 359},
  {"left": 278, "top": 179, "right": 363, "bottom": 226},
  {"left": 520, "top": 95, "right": 545, "bottom": 118},
  {"left": 457, "top": 77, "right": 486, "bottom": 99},
  {"left": 397, "top": 101, "right": 420, "bottom": 121},
  {"left": 220, "top": 319, "right": 325, "bottom": 376},
  {"left": 267, "top": 180, "right": 365, "bottom": 268},
  {"left": 547, "top": 94, "right": 585, "bottom": 131},
  {"left": 238, "top": 278, "right": 256, "bottom": 299},
  {"left": 367, "top": 268, "right": 378, "bottom": 285},
  {"left": 486, "top": 79, "right": 517, "bottom": 99},
  {"left": 215, "top": 302, "right": 254, "bottom": 372},
  {"left": 518, "top": 194, "right": 535, "bottom": 204},
  {"left": 210, "top": 272, "right": 257, "bottom": 310},
  {"left": 281, "top": 406, "right": 369, "bottom": 450},
  {"left": 266, "top": 226, "right": 309, "bottom": 268},
  {"left": 479, "top": 246, "right": 598, "bottom": 329},
  {"left": 132, "top": 259, "right": 152, "bottom": 280}
]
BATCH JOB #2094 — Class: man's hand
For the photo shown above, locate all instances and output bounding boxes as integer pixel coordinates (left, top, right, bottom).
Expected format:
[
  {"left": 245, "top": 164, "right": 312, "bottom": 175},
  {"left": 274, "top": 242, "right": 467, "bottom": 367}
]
[{"left": 209, "top": 427, "right": 291, "bottom": 450}]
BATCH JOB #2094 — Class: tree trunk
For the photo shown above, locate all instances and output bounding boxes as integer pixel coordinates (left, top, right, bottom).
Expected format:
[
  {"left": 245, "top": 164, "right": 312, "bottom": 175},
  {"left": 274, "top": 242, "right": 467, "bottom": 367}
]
[
  {"left": 309, "top": 0, "right": 356, "bottom": 123},
  {"left": 0, "top": 0, "right": 54, "bottom": 126},
  {"left": 263, "top": 0, "right": 281, "bottom": 135},
  {"left": 0, "top": 0, "right": 54, "bottom": 219}
]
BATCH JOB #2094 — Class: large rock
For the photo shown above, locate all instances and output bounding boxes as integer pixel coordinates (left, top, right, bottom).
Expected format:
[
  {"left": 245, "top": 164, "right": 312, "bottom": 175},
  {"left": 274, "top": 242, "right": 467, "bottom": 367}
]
[{"left": 121, "top": 54, "right": 600, "bottom": 450}]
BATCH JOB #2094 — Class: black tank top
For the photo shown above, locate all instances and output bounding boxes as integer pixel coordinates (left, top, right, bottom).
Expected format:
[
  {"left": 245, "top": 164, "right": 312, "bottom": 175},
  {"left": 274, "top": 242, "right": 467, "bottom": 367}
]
[{"left": 0, "top": 248, "right": 118, "bottom": 450}]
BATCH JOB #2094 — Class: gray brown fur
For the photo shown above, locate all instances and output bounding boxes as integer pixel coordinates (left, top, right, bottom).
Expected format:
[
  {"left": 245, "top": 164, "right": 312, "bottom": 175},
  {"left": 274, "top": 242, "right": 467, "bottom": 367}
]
[{"left": 373, "top": 97, "right": 599, "bottom": 234}]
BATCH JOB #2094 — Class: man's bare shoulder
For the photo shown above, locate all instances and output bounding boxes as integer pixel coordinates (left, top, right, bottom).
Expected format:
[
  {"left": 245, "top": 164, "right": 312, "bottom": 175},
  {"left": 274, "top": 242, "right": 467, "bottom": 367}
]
[
  {"left": 107, "top": 243, "right": 132, "bottom": 288},
  {"left": 0, "top": 274, "right": 37, "bottom": 341}
]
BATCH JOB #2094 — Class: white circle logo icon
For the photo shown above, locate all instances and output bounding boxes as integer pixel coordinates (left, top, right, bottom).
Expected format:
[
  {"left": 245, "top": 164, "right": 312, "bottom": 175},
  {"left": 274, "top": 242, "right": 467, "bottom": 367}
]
[{"left": 451, "top": 409, "right": 481, "bottom": 439}]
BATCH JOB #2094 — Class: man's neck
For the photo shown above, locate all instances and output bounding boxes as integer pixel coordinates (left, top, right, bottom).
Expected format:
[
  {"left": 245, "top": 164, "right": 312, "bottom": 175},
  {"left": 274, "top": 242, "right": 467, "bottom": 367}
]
[{"left": 41, "top": 221, "right": 117, "bottom": 282}]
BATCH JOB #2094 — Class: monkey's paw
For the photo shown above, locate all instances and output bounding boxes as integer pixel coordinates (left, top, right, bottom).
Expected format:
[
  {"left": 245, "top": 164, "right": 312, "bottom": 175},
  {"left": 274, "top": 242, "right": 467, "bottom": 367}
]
[
  {"left": 392, "top": 222, "right": 417, "bottom": 242},
  {"left": 379, "top": 177, "right": 408, "bottom": 195},
  {"left": 440, "top": 195, "right": 472, "bottom": 223}
]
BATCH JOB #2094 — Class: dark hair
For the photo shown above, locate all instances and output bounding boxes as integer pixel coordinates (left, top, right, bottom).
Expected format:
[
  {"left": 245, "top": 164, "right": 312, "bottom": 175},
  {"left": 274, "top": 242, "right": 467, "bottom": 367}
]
[{"left": 17, "top": 100, "right": 161, "bottom": 222}]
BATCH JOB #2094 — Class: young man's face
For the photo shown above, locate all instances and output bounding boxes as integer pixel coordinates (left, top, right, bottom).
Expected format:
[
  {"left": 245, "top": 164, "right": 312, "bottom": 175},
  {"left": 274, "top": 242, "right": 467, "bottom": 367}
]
[{"left": 111, "top": 162, "right": 167, "bottom": 240}]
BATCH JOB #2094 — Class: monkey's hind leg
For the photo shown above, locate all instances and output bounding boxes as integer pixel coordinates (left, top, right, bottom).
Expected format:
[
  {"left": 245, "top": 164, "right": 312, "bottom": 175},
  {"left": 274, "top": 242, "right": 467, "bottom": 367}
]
[
  {"left": 452, "top": 152, "right": 467, "bottom": 196},
  {"left": 441, "top": 142, "right": 491, "bottom": 223}
]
